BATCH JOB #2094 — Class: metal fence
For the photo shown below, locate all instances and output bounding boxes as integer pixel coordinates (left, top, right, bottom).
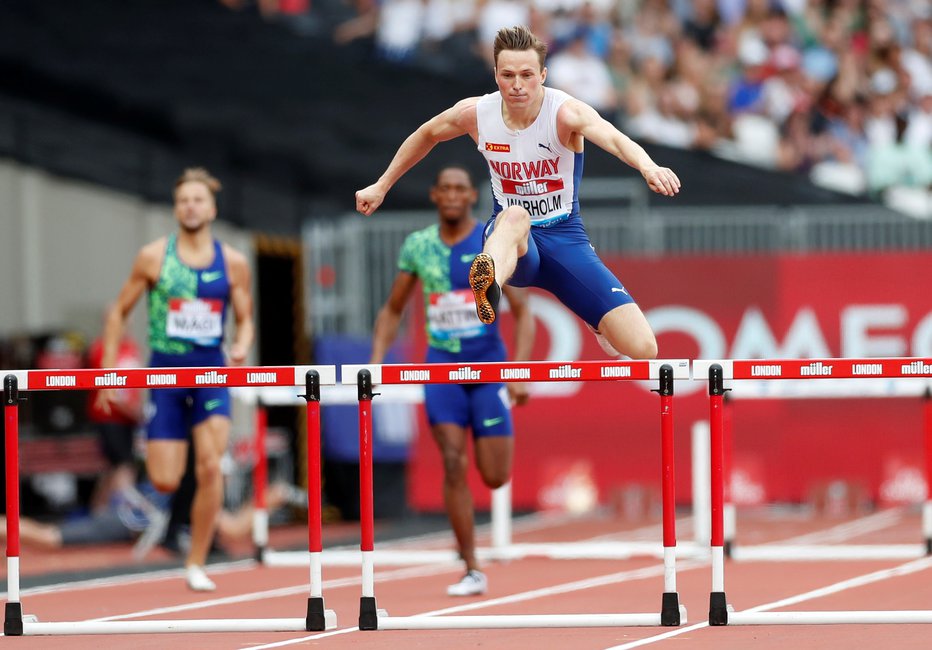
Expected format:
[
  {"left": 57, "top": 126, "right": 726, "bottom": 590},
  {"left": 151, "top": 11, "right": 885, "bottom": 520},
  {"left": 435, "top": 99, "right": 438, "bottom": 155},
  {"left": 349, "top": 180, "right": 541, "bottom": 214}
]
[{"left": 304, "top": 194, "right": 932, "bottom": 337}]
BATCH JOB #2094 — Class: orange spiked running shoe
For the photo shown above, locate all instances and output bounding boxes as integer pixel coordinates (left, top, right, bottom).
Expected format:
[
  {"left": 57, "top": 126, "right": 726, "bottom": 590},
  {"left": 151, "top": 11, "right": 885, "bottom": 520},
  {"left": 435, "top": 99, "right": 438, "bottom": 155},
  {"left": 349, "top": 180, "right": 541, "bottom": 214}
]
[{"left": 468, "top": 253, "right": 501, "bottom": 325}]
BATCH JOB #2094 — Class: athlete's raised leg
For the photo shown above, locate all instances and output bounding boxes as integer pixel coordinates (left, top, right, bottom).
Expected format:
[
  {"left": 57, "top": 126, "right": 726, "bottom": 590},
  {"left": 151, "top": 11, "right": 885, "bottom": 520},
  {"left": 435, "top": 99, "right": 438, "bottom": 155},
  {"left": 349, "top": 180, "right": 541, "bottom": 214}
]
[
  {"left": 484, "top": 206, "right": 530, "bottom": 285},
  {"left": 470, "top": 206, "right": 531, "bottom": 324}
]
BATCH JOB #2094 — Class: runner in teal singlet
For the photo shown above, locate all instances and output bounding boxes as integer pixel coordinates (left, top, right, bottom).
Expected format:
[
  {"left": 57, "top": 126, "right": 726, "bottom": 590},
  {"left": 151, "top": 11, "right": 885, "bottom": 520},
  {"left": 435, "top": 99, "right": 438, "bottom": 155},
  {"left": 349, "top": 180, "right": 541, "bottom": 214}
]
[
  {"left": 96, "top": 168, "right": 255, "bottom": 592},
  {"left": 370, "top": 166, "right": 535, "bottom": 596}
]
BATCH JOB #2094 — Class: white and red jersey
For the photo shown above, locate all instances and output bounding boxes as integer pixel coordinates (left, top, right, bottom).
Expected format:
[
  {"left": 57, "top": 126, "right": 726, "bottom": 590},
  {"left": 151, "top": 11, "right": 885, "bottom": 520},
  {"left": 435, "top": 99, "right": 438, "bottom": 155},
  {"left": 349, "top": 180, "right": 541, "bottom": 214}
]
[{"left": 476, "top": 87, "right": 582, "bottom": 226}]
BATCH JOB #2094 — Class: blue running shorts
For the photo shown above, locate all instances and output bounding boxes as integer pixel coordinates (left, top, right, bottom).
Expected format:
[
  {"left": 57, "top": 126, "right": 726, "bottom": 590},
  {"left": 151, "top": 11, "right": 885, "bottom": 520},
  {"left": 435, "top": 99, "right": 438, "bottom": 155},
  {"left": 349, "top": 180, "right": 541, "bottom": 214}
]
[
  {"left": 146, "top": 349, "right": 231, "bottom": 442},
  {"left": 424, "top": 347, "right": 513, "bottom": 438},
  {"left": 483, "top": 213, "right": 635, "bottom": 329}
]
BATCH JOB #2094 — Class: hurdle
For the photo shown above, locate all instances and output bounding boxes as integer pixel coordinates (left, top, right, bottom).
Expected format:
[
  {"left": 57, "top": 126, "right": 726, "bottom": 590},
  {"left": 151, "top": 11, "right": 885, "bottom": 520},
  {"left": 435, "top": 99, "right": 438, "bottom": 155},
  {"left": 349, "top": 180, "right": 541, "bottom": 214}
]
[
  {"left": 246, "top": 382, "right": 476, "bottom": 568},
  {"left": 697, "top": 358, "right": 932, "bottom": 626},
  {"left": 3, "top": 365, "right": 338, "bottom": 636},
  {"left": 690, "top": 371, "right": 932, "bottom": 562},
  {"left": 343, "top": 359, "right": 690, "bottom": 630},
  {"left": 252, "top": 379, "right": 704, "bottom": 568}
]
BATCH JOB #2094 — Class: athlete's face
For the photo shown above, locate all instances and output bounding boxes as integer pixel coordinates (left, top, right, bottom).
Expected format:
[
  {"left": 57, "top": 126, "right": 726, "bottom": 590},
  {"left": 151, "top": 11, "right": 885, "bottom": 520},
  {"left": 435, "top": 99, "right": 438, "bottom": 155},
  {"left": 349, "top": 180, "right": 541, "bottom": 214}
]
[
  {"left": 430, "top": 168, "right": 477, "bottom": 225},
  {"left": 494, "top": 49, "right": 547, "bottom": 110},
  {"left": 174, "top": 181, "right": 217, "bottom": 233}
]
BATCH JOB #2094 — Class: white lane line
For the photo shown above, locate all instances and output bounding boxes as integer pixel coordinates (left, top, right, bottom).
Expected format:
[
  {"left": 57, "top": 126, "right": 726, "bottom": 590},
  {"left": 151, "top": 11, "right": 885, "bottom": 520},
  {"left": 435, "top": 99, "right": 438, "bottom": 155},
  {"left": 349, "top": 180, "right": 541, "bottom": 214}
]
[
  {"left": 602, "top": 621, "right": 710, "bottom": 650},
  {"left": 248, "top": 626, "right": 360, "bottom": 648},
  {"left": 770, "top": 509, "right": 904, "bottom": 545},
  {"left": 410, "top": 560, "right": 708, "bottom": 617},
  {"left": 90, "top": 563, "right": 462, "bottom": 622},
  {"left": 602, "top": 556, "right": 932, "bottom": 649},
  {"left": 741, "top": 555, "right": 932, "bottom": 613},
  {"left": 0, "top": 560, "right": 257, "bottom": 598}
]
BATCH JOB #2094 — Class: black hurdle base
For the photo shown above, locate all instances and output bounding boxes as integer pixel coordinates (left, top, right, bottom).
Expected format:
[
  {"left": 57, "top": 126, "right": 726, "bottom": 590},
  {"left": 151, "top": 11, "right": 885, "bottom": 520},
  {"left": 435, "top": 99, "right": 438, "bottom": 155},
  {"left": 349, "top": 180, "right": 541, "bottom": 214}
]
[
  {"left": 359, "top": 596, "right": 379, "bottom": 630},
  {"left": 709, "top": 592, "right": 729, "bottom": 626},
  {"left": 306, "top": 596, "right": 327, "bottom": 631},
  {"left": 5, "top": 602, "right": 23, "bottom": 636},
  {"left": 661, "top": 592, "right": 681, "bottom": 626}
]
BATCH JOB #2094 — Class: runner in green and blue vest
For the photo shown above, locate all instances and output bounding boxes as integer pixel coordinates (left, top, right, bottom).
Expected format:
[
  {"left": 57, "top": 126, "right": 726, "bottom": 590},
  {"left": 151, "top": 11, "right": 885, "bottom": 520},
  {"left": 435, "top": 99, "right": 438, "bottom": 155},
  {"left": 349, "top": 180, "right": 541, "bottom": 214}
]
[
  {"left": 370, "top": 166, "right": 535, "bottom": 596},
  {"left": 95, "top": 168, "right": 254, "bottom": 592}
]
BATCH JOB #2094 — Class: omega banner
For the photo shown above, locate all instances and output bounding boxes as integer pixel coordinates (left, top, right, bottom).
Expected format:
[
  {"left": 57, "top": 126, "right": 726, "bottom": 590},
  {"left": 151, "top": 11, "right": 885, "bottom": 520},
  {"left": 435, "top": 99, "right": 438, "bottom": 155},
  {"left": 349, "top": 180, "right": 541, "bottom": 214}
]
[{"left": 405, "top": 252, "right": 932, "bottom": 512}]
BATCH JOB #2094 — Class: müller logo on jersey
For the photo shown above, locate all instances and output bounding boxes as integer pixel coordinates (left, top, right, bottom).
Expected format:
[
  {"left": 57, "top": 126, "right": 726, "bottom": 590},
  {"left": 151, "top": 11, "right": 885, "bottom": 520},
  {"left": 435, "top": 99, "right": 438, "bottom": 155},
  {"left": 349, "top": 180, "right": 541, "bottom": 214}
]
[{"left": 501, "top": 178, "right": 565, "bottom": 197}]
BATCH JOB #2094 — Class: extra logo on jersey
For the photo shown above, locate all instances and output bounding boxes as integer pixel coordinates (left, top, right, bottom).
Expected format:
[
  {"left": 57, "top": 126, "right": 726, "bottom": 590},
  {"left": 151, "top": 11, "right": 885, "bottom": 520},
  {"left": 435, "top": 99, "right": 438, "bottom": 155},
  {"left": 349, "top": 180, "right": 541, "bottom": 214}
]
[{"left": 485, "top": 142, "right": 511, "bottom": 152}]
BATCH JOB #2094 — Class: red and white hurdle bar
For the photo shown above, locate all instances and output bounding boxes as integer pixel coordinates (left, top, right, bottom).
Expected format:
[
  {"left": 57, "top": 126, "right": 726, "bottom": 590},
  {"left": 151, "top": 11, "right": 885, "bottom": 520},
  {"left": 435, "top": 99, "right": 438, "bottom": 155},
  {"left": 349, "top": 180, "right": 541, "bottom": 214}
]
[
  {"left": 694, "top": 375, "right": 932, "bottom": 562},
  {"left": 342, "top": 359, "right": 690, "bottom": 630},
  {"left": 250, "top": 381, "right": 705, "bottom": 568},
  {"left": 696, "top": 358, "right": 932, "bottom": 626},
  {"left": 3, "top": 365, "right": 338, "bottom": 636}
]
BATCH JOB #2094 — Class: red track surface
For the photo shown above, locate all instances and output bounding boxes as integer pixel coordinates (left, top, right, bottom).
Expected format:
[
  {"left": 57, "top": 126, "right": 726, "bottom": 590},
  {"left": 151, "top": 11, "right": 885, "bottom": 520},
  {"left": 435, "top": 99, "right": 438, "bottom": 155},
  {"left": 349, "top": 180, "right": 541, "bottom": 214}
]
[{"left": 4, "top": 508, "right": 932, "bottom": 649}]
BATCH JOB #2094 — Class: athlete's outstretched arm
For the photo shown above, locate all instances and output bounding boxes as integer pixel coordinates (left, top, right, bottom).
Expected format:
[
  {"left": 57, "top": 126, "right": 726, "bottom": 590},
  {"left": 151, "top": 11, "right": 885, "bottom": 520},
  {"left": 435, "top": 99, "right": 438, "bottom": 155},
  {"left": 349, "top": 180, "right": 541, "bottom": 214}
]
[
  {"left": 225, "top": 246, "right": 255, "bottom": 365},
  {"left": 502, "top": 285, "right": 535, "bottom": 406},
  {"left": 558, "top": 99, "right": 681, "bottom": 197},
  {"left": 356, "top": 98, "right": 479, "bottom": 216},
  {"left": 370, "top": 271, "right": 418, "bottom": 365},
  {"left": 96, "top": 241, "right": 161, "bottom": 413}
]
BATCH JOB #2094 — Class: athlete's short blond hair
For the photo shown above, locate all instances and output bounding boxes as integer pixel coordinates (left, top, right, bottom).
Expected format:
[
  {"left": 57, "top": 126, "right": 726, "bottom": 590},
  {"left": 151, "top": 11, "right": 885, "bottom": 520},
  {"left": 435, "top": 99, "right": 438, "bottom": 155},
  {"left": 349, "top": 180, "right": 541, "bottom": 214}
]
[
  {"left": 493, "top": 25, "right": 548, "bottom": 70},
  {"left": 174, "top": 167, "right": 222, "bottom": 198}
]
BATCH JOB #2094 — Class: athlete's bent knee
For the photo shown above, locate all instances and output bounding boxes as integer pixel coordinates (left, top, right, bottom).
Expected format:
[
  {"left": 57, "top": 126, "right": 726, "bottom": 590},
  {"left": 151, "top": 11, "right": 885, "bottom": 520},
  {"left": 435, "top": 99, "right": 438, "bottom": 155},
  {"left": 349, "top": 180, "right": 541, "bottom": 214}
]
[
  {"left": 482, "top": 473, "right": 509, "bottom": 491},
  {"left": 478, "top": 464, "right": 510, "bottom": 490},
  {"left": 628, "top": 335, "right": 658, "bottom": 360},
  {"left": 150, "top": 475, "right": 181, "bottom": 494},
  {"left": 497, "top": 207, "right": 530, "bottom": 238}
]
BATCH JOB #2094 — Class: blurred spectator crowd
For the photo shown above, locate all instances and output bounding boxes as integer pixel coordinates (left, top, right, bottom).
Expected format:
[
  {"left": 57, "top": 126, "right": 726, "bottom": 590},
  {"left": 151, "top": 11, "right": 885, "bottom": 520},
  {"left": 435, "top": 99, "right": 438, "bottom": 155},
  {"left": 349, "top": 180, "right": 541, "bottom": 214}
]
[{"left": 228, "top": 1, "right": 931, "bottom": 211}]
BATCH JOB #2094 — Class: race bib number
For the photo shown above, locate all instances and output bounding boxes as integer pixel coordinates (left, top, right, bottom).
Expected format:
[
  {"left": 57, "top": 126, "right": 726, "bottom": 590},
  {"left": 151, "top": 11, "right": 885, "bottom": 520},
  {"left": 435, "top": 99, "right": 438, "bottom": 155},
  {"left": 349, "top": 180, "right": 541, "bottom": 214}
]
[
  {"left": 427, "top": 290, "right": 484, "bottom": 340},
  {"left": 166, "top": 298, "right": 223, "bottom": 341}
]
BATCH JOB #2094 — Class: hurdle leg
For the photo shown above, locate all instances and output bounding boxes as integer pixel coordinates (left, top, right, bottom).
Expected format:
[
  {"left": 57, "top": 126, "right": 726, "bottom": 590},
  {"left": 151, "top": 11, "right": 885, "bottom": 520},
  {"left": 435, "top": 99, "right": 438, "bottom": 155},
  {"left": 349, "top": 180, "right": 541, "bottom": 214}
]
[
  {"left": 301, "top": 370, "right": 336, "bottom": 631},
  {"left": 4, "top": 375, "right": 24, "bottom": 637},
  {"left": 924, "top": 389, "right": 932, "bottom": 555},
  {"left": 357, "top": 369, "right": 380, "bottom": 630},
  {"left": 708, "top": 364, "right": 729, "bottom": 626},
  {"left": 491, "top": 482, "right": 512, "bottom": 553},
  {"left": 252, "top": 401, "right": 269, "bottom": 563},
  {"left": 723, "top": 392, "right": 735, "bottom": 558},
  {"left": 656, "top": 364, "right": 681, "bottom": 626}
]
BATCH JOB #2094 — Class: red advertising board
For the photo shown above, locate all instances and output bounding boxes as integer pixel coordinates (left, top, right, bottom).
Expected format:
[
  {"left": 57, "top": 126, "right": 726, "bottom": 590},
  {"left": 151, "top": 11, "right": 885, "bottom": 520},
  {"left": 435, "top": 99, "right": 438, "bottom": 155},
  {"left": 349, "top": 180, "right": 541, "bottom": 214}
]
[{"left": 404, "top": 252, "right": 932, "bottom": 511}]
